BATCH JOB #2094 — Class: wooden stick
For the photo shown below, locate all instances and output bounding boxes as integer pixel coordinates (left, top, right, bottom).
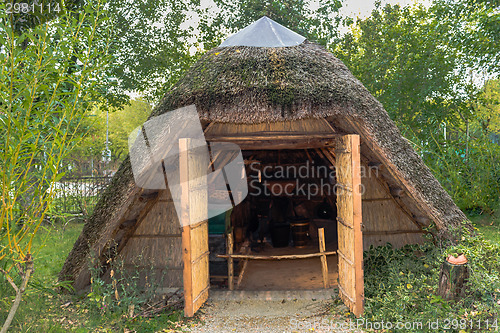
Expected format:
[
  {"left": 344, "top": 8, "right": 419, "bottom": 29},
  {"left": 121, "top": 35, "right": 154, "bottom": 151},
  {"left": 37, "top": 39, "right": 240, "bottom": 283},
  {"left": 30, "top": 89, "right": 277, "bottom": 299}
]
[
  {"left": 227, "top": 233, "right": 234, "bottom": 291},
  {"left": 217, "top": 251, "right": 337, "bottom": 260},
  {"left": 236, "top": 259, "right": 248, "bottom": 289},
  {"left": 236, "top": 246, "right": 250, "bottom": 289},
  {"left": 318, "top": 228, "right": 329, "bottom": 289},
  {"left": 320, "top": 148, "right": 336, "bottom": 167},
  {"left": 0, "top": 260, "right": 33, "bottom": 333},
  {"left": 0, "top": 269, "right": 19, "bottom": 293}
]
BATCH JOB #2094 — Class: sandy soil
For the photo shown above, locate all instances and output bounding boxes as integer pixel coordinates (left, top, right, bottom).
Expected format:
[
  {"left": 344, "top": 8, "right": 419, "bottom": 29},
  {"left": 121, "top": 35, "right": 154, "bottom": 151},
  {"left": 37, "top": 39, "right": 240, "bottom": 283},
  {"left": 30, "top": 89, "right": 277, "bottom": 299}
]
[{"left": 186, "top": 297, "right": 362, "bottom": 333}]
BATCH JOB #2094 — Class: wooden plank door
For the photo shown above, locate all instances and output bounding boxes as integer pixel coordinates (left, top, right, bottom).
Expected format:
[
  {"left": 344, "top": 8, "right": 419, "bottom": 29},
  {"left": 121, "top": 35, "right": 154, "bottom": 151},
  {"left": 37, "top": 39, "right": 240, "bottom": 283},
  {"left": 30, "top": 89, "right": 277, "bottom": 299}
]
[
  {"left": 335, "top": 134, "right": 364, "bottom": 317},
  {"left": 179, "top": 138, "right": 210, "bottom": 317}
]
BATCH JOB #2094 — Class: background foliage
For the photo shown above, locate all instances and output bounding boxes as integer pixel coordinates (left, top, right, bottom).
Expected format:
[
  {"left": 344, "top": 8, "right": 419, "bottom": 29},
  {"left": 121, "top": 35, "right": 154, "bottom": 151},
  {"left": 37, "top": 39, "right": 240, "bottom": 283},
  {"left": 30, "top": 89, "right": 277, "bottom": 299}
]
[{"left": 336, "top": 2, "right": 500, "bottom": 213}]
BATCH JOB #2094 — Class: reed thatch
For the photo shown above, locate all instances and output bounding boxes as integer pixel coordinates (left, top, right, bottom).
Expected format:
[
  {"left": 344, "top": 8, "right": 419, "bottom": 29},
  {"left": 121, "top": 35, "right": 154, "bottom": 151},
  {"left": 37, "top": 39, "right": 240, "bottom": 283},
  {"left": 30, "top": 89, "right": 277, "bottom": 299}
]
[{"left": 60, "top": 39, "right": 469, "bottom": 290}]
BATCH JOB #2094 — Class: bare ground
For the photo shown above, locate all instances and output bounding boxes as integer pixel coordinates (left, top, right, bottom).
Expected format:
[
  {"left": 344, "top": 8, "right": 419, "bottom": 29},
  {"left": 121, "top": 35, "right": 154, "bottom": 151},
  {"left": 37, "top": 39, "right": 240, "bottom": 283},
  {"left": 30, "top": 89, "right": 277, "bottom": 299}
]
[{"left": 186, "top": 296, "right": 362, "bottom": 333}]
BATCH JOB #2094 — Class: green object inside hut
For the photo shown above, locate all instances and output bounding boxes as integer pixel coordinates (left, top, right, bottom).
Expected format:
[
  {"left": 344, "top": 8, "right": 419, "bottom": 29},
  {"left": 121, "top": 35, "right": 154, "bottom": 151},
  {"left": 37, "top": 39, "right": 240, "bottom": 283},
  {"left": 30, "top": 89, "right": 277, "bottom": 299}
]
[{"left": 208, "top": 210, "right": 229, "bottom": 234}]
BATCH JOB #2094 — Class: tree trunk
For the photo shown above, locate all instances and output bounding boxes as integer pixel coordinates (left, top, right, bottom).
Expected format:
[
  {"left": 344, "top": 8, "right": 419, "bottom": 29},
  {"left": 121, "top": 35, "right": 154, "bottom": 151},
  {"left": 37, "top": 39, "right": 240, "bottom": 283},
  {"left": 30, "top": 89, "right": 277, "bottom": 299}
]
[{"left": 438, "top": 260, "right": 468, "bottom": 301}]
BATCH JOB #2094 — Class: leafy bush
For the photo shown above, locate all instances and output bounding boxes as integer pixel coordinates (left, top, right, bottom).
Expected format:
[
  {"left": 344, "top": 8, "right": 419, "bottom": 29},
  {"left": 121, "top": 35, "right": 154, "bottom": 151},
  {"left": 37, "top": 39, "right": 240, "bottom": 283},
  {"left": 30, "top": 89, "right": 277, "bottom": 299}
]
[
  {"left": 362, "top": 229, "right": 500, "bottom": 332},
  {"left": 423, "top": 132, "right": 500, "bottom": 214}
]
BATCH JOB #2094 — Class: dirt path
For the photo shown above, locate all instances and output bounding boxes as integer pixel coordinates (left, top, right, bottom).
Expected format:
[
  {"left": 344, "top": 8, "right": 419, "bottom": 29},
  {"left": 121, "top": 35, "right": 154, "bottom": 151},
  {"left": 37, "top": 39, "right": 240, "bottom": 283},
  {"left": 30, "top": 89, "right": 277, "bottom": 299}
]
[{"left": 187, "top": 293, "right": 362, "bottom": 333}]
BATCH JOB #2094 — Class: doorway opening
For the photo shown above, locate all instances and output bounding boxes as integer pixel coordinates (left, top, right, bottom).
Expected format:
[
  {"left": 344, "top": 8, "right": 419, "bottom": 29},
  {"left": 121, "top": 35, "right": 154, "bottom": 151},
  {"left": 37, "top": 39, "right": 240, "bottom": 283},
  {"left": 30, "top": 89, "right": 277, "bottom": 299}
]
[{"left": 208, "top": 149, "right": 339, "bottom": 291}]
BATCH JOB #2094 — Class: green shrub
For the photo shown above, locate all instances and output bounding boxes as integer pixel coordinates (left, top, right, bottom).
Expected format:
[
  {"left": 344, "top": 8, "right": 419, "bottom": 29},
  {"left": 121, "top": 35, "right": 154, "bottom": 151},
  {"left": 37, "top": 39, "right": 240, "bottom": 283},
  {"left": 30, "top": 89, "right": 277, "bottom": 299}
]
[
  {"left": 362, "top": 228, "right": 500, "bottom": 332},
  {"left": 424, "top": 133, "right": 500, "bottom": 214}
]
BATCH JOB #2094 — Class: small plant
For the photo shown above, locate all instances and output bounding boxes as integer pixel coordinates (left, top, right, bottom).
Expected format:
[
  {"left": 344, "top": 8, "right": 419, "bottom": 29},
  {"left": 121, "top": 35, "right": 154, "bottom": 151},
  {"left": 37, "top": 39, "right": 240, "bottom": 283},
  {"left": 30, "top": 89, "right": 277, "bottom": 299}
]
[{"left": 86, "top": 251, "right": 174, "bottom": 319}]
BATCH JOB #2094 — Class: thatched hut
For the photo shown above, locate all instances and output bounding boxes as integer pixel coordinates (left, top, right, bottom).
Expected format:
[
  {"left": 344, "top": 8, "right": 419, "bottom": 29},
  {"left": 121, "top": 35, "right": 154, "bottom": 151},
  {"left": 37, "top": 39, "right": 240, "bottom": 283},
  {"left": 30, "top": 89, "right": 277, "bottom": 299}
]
[{"left": 60, "top": 17, "right": 469, "bottom": 317}]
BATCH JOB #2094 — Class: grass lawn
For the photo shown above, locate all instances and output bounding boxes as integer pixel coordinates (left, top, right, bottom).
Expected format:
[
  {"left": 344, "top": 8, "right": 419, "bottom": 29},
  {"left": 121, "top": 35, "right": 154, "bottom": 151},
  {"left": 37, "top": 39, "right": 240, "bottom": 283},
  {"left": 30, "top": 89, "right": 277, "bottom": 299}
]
[
  {"left": 0, "top": 222, "right": 195, "bottom": 332},
  {"left": 468, "top": 210, "right": 500, "bottom": 244}
]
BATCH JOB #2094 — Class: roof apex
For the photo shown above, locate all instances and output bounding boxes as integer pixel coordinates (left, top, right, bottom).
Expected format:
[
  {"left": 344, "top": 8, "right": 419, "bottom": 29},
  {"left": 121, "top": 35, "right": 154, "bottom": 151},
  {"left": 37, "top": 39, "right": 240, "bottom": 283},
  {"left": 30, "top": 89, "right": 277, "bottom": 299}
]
[{"left": 219, "top": 16, "right": 306, "bottom": 48}]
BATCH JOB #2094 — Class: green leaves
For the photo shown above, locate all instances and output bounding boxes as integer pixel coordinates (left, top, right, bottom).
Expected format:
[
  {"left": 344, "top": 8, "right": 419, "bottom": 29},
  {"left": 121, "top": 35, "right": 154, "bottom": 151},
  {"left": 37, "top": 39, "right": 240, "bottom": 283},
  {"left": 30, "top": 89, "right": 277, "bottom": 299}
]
[
  {"left": 363, "top": 237, "right": 500, "bottom": 329},
  {"left": 0, "top": 0, "right": 114, "bottom": 277},
  {"left": 69, "top": 98, "right": 151, "bottom": 168},
  {"left": 103, "top": 0, "right": 196, "bottom": 103},
  {"left": 433, "top": 0, "right": 500, "bottom": 74},
  {"left": 337, "top": 3, "right": 461, "bottom": 140}
]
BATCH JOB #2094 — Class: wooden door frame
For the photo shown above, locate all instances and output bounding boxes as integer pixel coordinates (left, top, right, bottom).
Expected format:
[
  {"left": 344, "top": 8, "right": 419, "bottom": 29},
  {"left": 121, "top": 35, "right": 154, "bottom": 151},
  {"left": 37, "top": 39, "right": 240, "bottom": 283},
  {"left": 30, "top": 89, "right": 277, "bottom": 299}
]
[
  {"left": 333, "top": 134, "right": 364, "bottom": 317},
  {"left": 179, "top": 138, "right": 210, "bottom": 317},
  {"left": 177, "top": 135, "right": 364, "bottom": 316}
]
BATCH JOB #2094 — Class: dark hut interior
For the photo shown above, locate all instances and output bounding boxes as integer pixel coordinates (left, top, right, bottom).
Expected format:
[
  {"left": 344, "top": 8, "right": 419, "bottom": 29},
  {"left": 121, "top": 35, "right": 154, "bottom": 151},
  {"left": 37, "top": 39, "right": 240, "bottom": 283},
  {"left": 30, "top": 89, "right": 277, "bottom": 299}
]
[{"left": 209, "top": 148, "right": 340, "bottom": 290}]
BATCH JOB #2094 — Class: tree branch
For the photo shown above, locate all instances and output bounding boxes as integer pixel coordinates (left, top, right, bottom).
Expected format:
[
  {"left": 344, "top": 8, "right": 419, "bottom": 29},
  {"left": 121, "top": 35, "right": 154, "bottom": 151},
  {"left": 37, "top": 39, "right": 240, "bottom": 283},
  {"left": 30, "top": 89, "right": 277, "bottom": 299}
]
[{"left": 0, "top": 268, "right": 19, "bottom": 293}]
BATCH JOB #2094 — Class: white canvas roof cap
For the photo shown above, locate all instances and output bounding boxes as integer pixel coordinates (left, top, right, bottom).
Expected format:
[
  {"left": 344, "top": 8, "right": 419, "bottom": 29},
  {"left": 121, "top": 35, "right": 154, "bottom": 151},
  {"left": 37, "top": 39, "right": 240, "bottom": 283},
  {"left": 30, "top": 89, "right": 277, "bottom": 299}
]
[{"left": 219, "top": 16, "right": 306, "bottom": 48}]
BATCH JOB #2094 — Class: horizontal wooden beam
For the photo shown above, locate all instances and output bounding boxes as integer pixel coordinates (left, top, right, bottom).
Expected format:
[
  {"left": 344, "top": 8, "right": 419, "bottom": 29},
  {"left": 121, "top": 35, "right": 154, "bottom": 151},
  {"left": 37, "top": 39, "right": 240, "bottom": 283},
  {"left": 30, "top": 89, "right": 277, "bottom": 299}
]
[
  {"left": 362, "top": 198, "right": 392, "bottom": 202},
  {"left": 206, "top": 134, "right": 340, "bottom": 150},
  {"left": 206, "top": 131, "right": 337, "bottom": 139},
  {"left": 129, "top": 234, "right": 182, "bottom": 238},
  {"left": 363, "top": 230, "right": 426, "bottom": 235},
  {"left": 217, "top": 251, "right": 337, "bottom": 260}
]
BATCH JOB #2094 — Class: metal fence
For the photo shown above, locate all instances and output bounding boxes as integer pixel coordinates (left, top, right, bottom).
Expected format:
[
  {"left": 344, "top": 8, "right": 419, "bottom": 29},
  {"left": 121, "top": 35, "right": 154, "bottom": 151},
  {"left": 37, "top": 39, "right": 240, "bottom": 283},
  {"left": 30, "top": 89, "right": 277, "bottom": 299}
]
[{"left": 53, "top": 176, "right": 112, "bottom": 214}]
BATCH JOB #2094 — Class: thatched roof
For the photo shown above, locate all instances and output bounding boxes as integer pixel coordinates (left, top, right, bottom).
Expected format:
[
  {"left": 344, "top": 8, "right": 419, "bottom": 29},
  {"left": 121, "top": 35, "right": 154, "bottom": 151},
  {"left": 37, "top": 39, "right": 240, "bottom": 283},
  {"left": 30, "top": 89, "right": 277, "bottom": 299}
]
[
  {"left": 60, "top": 26, "right": 469, "bottom": 289},
  {"left": 152, "top": 41, "right": 364, "bottom": 123}
]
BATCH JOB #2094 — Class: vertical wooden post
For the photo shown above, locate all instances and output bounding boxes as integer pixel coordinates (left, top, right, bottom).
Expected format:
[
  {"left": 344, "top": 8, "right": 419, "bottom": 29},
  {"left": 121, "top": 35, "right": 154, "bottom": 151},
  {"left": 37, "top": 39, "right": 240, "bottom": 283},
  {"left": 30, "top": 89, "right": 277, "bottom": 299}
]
[
  {"left": 334, "top": 134, "right": 364, "bottom": 317},
  {"left": 180, "top": 138, "right": 210, "bottom": 317},
  {"left": 227, "top": 232, "right": 234, "bottom": 290},
  {"left": 236, "top": 243, "right": 250, "bottom": 289},
  {"left": 318, "top": 228, "right": 329, "bottom": 289},
  {"left": 180, "top": 139, "right": 194, "bottom": 317},
  {"left": 351, "top": 135, "right": 364, "bottom": 317},
  {"left": 181, "top": 225, "right": 193, "bottom": 316}
]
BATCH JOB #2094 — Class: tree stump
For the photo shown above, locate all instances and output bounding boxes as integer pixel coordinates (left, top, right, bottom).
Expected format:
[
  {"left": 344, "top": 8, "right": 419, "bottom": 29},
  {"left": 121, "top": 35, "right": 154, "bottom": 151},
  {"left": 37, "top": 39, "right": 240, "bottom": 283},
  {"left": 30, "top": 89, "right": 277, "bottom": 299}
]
[{"left": 438, "top": 255, "right": 468, "bottom": 301}]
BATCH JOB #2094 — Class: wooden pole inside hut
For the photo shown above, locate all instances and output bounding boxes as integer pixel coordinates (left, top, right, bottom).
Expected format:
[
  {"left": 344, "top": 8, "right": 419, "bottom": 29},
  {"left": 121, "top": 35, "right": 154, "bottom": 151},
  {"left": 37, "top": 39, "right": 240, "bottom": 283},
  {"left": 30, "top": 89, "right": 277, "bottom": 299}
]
[
  {"left": 227, "top": 232, "right": 234, "bottom": 290},
  {"left": 319, "top": 228, "right": 329, "bottom": 288}
]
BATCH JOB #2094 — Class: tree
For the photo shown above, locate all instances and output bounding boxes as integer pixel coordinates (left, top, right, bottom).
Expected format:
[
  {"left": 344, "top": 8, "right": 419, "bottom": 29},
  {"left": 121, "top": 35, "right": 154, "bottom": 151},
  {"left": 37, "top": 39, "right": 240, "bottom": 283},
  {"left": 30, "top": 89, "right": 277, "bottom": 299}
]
[
  {"left": 105, "top": 99, "right": 151, "bottom": 162},
  {"left": 7, "top": 0, "right": 84, "bottom": 33},
  {"left": 104, "top": 0, "right": 197, "bottom": 103},
  {"left": 336, "top": 3, "right": 463, "bottom": 143},
  {"left": 64, "top": 111, "right": 107, "bottom": 176},
  {"left": 474, "top": 79, "right": 500, "bottom": 134},
  {"left": 335, "top": 1, "right": 500, "bottom": 212},
  {"left": 65, "top": 99, "right": 151, "bottom": 176},
  {"left": 0, "top": 1, "right": 113, "bottom": 330},
  {"left": 433, "top": 0, "right": 500, "bottom": 74},
  {"left": 87, "top": 0, "right": 346, "bottom": 105}
]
